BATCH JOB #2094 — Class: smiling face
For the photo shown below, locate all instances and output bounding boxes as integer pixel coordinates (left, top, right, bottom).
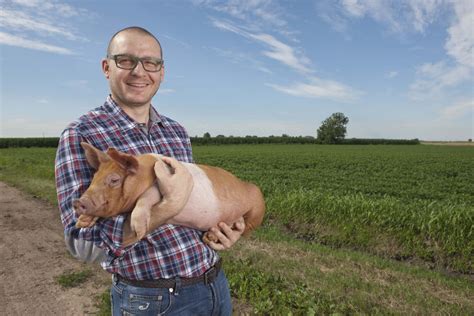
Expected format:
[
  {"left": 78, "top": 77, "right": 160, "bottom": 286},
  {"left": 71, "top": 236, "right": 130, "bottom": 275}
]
[{"left": 102, "top": 30, "right": 164, "bottom": 110}]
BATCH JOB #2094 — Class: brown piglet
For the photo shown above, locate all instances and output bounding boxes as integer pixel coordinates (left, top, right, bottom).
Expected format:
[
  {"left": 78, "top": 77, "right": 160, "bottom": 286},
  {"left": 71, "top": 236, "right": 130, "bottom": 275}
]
[{"left": 73, "top": 142, "right": 265, "bottom": 243}]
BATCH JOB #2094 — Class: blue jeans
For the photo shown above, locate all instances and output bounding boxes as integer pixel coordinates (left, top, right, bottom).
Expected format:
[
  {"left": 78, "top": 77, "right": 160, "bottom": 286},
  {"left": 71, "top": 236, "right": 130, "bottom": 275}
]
[{"left": 111, "top": 270, "right": 232, "bottom": 315}]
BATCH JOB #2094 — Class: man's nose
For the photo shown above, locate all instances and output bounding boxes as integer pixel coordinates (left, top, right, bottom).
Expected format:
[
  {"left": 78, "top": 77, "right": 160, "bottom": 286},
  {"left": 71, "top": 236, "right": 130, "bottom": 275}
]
[{"left": 131, "top": 61, "right": 147, "bottom": 75}]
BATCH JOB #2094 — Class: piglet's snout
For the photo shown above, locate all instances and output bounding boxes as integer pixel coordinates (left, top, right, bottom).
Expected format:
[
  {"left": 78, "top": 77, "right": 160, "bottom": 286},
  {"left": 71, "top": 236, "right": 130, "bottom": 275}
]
[{"left": 73, "top": 197, "right": 94, "bottom": 215}]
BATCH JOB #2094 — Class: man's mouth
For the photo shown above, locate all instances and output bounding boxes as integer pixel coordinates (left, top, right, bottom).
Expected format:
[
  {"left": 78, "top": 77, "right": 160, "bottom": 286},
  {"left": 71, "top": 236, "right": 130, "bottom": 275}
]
[{"left": 127, "top": 83, "right": 149, "bottom": 88}]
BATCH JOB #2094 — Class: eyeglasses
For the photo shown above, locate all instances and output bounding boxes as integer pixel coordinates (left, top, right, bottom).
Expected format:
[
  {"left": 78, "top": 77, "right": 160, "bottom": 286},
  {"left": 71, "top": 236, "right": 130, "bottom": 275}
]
[{"left": 107, "top": 54, "right": 164, "bottom": 72}]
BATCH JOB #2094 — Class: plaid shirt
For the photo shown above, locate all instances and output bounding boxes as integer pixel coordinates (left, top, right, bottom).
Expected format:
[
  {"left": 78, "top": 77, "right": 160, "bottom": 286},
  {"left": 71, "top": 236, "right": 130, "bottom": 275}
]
[{"left": 55, "top": 96, "right": 218, "bottom": 280}]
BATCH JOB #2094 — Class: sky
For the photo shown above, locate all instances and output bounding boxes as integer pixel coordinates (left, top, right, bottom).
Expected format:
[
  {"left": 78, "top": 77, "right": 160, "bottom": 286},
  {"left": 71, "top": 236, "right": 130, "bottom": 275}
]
[{"left": 0, "top": 0, "right": 473, "bottom": 140}]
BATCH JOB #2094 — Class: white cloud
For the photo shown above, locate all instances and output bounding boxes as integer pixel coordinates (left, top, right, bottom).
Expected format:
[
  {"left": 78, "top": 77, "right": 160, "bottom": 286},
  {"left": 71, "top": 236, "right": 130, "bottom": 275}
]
[
  {"left": 195, "top": 0, "right": 290, "bottom": 35},
  {"left": 439, "top": 99, "right": 474, "bottom": 120},
  {"left": 0, "top": 32, "right": 74, "bottom": 54},
  {"left": 210, "top": 46, "right": 273, "bottom": 73},
  {"left": 318, "top": 0, "right": 403, "bottom": 36},
  {"left": 204, "top": 2, "right": 363, "bottom": 102},
  {"left": 409, "top": 0, "right": 474, "bottom": 100},
  {"left": 266, "top": 76, "right": 362, "bottom": 102},
  {"left": 0, "top": 9, "right": 79, "bottom": 40},
  {"left": 212, "top": 19, "right": 312, "bottom": 74},
  {"left": 407, "top": 0, "right": 444, "bottom": 33},
  {"left": 0, "top": 0, "right": 89, "bottom": 53},
  {"left": 212, "top": 18, "right": 247, "bottom": 36},
  {"left": 387, "top": 71, "right": 398, "bottom": 78},
  {"left": 10, "top": 0, "right": 83, "bottom": 18},
  {"left": 445, "top": 0, "right": 474, "bottom": 68},
  {"left": 321, "top": 0, "right": 446, "bottom": 35},
  {"left": 162, "top": 34, "right": 192, "bottom": 49},
  {"left": 410, "top": 61, "right": 470, "bottom": 100},
  {"left": 319, "top": 1, "right": 472, "bottom": 101},
  {"left": 341, "top": 0, "right": 368, "bottom": 17},
  {"left": 249, "top": 33, "right": 312, "bottom": 74}
]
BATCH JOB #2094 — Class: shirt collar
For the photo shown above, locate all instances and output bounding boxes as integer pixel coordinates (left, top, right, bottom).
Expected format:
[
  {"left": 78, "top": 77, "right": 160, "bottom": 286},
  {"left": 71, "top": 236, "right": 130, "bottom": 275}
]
[{"left": 104, "top": 95, "right": 164, "bottom": 131}]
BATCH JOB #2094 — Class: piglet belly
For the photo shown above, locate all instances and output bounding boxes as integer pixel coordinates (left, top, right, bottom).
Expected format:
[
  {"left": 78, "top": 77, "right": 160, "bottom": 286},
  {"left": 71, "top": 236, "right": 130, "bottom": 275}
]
[
  {"left": 172, "top": 201, "right": 222, "bottom": 230},
  {"left": 170, "top": 163, "right": 222, "bottom": 230}
]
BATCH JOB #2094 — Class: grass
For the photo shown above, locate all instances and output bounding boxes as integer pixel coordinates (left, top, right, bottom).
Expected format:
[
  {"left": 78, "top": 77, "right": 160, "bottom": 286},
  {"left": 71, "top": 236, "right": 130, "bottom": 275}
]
[
  {"left": 1, "top": 145, "right": 473, "bottom": 314},
  {"left": 222, "top": 226, "right": 474, "bottom": 314},
  {"left": 94, "top": 291, "right": 112, "bottom": 316},
  {"left": 56, "top": 269, "right": 93, "bottom": 288}
]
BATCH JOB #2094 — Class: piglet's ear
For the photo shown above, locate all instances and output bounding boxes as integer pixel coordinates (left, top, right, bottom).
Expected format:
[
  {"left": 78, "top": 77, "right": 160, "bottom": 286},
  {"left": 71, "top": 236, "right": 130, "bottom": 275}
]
[
  {"left": 107, "top": 148, "right": 139, "bottom": 174},
  {"left": 81, "top": 142, "right": 110, "bottom": 169}
]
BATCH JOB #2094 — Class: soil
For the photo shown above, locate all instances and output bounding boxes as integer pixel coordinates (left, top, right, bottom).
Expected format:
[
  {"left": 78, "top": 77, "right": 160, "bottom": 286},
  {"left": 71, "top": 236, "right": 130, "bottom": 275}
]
[{"left": 0, "top": 181, "right": 110, "bottom": 315}]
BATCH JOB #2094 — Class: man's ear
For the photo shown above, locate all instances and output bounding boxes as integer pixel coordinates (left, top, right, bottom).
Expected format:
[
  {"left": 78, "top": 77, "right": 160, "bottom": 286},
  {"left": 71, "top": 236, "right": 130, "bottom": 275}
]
[
  {"left": 107, "top": 148, "right": 139, "bottom": 174},
  {"left": 102, "top": 59, "right": 110, "bottom": 79},
  {"left": 81, "top": 142, "right": 110, "bottom": 169}
]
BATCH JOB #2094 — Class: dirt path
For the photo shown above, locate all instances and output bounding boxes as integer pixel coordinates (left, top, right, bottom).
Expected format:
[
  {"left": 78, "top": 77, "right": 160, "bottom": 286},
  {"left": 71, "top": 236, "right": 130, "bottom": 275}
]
[{"left": 0, "top": 181, "right": 110, "bottom": 315}]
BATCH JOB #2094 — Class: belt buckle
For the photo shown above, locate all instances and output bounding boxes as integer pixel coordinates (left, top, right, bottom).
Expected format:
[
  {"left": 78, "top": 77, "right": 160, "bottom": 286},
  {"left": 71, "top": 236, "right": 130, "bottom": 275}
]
[{"left": 204, "top": 266, "right": 216, "bottom": 285}]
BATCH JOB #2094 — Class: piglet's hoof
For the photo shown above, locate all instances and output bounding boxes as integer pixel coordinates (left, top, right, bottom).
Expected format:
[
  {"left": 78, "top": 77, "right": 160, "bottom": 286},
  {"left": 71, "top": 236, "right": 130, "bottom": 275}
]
[
  {"left": 203, "top": 231, "right": 219, "bottom": 244},
  {"left": 76, "top": 214, "right": 99, "bottom": 228}
]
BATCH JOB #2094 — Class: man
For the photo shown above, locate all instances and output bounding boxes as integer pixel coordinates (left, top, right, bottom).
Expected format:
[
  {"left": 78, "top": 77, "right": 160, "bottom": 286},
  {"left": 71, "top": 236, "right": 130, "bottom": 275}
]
[{"left": 55, "top": 26, "right": 244, "bottom": 315}]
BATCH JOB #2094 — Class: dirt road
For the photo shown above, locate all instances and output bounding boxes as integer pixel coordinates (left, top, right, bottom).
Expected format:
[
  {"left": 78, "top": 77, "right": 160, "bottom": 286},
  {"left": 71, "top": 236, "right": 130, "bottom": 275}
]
[{"left": 0, "top": 181, "right": 110, "bottom": 315}]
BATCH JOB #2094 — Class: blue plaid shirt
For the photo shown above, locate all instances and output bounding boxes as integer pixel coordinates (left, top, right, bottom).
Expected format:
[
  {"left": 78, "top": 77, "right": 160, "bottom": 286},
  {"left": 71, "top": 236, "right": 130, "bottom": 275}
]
[{"left": 55, "top": 96, "right": 218, "bottom": 280}]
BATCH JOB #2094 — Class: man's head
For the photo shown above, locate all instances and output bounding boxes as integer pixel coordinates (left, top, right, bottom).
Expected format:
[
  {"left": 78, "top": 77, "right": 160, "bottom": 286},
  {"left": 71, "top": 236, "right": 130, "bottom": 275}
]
[{"left": 102, "top": 27, "right": 164, "bottom": 110}]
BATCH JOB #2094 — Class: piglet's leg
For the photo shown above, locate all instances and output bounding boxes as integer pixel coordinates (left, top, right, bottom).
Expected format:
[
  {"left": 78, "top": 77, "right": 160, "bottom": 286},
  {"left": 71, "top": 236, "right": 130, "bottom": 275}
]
[
  {"left": 131, "top": 184, "right": 162, "bottom": 239},
  {"left": 76, "top": 214, "right": 99, "bottom": 228}
]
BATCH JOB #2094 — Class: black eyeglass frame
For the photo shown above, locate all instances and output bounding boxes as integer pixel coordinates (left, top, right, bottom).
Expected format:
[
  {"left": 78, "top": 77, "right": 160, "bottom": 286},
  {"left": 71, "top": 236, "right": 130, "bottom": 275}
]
[{"left": 107, "top": 54, "right": 164, "bottom": 72}]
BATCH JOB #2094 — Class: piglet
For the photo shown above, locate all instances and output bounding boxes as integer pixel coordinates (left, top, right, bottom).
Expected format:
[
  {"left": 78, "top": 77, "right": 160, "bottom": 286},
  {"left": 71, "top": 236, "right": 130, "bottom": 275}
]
[{"left": 73, "top": 142, "right": 265, "bottom": 243}]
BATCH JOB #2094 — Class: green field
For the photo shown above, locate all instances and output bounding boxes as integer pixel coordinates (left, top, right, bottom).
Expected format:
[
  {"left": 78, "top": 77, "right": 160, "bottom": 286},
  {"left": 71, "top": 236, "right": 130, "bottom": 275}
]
[
  {"left": 194, "top": 145, "right": 473, "bottom": 272},
  {"left": 0, "top": 144, "right": 473, "bottom": 314}
]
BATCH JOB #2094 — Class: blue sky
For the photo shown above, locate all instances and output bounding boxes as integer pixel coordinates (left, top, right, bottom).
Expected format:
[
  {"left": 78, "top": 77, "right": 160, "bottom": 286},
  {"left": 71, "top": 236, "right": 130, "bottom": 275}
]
[{"left": 0, "top": 0, "right": 472, "bottom": 140}]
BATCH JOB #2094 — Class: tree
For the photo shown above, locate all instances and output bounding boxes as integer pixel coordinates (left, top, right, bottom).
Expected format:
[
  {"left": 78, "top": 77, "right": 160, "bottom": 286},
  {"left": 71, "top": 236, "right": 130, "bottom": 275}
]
[
  {"left": 316, "top": 112, "right": 349, "bottom": 144},
  {"left": 203, "top": 132, "right": 211, "bottom": 138}
]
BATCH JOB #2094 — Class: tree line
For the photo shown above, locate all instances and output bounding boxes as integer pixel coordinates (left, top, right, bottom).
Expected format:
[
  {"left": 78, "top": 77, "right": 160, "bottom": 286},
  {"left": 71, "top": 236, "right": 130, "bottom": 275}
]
[{"left": 0, "top": 113, "right": 422, "bottom": 148}]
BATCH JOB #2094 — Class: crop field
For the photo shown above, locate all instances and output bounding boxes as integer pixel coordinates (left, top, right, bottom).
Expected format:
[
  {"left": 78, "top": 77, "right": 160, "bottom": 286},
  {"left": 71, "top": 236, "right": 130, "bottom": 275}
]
[
  {"left": 0, "top": 144, "right": 473, "bottom": 314},
  {"left": 194, "top": 144, "right": 473, "bottom": 270}
]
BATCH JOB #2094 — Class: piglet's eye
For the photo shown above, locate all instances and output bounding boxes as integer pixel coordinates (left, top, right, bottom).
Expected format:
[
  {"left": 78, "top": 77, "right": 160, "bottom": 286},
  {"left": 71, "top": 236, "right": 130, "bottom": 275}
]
[{"left": 106, "top": 173, "right": 122, "bottom": 187}]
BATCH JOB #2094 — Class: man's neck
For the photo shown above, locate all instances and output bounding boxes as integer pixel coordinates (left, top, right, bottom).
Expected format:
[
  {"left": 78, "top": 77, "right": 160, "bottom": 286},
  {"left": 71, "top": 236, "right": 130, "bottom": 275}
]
[
  {"left": 112, "top": 97, "right": 150, "bottom": 125},
  {"left": 122, "top": 105, "right": 150, "bottom": 125}
]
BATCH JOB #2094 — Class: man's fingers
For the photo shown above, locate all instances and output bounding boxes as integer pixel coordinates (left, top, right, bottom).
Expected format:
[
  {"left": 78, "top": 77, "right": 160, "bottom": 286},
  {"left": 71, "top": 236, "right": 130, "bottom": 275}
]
[
  {"left": 209, "top": 227, "right": 232, "bottom": 249},
  {"left": 207, "top": 240, "right": 226, "bottom": 251},
  {"left": 233, "top": 218, "right": 246, "bottom": 233},
  {"left": 218, "top": 222, "right": 235, "bottom": 238}
]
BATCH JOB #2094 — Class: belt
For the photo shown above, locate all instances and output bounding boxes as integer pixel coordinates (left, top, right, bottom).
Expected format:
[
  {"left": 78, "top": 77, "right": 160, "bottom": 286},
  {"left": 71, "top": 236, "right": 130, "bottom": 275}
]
[{"left": 114, "top": 259, "right": 222, "bottom": 289}]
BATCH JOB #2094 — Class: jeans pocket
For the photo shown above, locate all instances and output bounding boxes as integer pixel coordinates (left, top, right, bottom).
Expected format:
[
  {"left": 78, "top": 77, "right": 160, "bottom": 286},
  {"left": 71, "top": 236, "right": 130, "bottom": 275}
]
[{"left": 122, "top": 291, "right": 172, "bottom": 315}]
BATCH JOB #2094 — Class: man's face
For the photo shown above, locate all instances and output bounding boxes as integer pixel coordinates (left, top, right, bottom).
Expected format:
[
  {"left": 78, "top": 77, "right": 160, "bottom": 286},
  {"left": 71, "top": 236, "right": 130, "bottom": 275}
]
[{"left": 102, "top": 32, "right": 164, "bottom": 109}]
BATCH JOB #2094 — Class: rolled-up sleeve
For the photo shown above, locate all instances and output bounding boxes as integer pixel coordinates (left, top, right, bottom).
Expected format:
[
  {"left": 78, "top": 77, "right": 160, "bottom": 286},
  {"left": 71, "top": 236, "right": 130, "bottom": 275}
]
[{"left": 55, "top": 127, "right": 129, "bottom": 262}]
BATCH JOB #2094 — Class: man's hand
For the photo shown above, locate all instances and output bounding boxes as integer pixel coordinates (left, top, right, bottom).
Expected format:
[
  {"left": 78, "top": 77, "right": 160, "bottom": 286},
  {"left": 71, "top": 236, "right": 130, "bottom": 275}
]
[{"left": 206, "top": 218, "right": 245, "bottom": 251}]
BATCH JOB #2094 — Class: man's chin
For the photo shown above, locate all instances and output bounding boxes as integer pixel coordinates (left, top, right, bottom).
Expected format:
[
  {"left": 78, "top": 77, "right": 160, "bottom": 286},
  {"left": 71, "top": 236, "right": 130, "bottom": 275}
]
[{"left": 122, "top": 97, "right": 153, "bottom": 108}]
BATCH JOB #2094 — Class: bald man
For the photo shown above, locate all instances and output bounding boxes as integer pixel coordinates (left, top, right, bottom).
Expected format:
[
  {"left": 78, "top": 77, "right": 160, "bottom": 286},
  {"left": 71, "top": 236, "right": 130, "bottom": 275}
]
[{"left": 55, "top": 26, "right": 242, "bottom": 315}]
